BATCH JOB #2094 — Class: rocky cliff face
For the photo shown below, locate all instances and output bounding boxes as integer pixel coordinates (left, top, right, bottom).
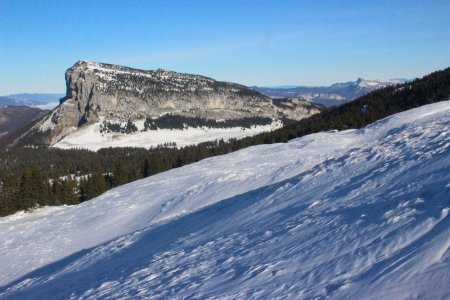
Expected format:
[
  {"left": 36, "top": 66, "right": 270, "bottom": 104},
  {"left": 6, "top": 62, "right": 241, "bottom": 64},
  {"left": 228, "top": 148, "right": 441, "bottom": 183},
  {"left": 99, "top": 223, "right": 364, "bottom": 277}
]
[
  {"left": 31, "top": 61, "right": 320, "bottom": 144},
  {"left": 272, "top": 97, "right": 323, "bottom": 120}
]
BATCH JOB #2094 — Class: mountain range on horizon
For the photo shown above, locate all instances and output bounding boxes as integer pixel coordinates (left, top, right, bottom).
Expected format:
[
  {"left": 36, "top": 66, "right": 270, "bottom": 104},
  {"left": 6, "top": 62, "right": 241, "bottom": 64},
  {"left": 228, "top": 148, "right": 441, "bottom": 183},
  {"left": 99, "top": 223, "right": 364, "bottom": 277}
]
[
  {"left": 0, "top": 93, "right": 64, "bottom": 109},
  {"left": 255, "top": 77, "right": 409, "bottom": 89},
  {"left": 252, "top": 77, "right": 410, "bottom": 107}
]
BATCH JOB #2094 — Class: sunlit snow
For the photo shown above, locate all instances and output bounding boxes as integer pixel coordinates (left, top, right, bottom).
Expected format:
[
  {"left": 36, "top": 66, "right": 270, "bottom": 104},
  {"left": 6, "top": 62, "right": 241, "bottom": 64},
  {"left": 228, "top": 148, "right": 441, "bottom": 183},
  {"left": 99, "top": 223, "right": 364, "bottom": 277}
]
[
  {"left": 52, "top": 120, "right": 283, "bottom": 151},
  {"left": 0, "top": 101, "right": 449, "bottom": 299}
]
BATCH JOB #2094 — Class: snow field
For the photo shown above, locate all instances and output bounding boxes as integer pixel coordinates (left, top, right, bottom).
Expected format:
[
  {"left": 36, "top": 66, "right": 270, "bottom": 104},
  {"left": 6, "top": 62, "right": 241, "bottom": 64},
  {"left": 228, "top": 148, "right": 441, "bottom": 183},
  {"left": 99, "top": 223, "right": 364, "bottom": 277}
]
[
  {"left": 0, "top": 101, "right": 449, "bottom": 299},
  {"left": 52, "top": 120, "right": 283, "bottom": 151}
]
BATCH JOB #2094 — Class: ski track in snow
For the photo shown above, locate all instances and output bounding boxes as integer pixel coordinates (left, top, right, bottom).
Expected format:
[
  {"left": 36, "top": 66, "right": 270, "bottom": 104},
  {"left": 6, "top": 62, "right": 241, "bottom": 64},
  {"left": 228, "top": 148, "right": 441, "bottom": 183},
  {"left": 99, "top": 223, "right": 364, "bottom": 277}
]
[{"left": 0, "top": 101, "right": 449, "bottom": 299}]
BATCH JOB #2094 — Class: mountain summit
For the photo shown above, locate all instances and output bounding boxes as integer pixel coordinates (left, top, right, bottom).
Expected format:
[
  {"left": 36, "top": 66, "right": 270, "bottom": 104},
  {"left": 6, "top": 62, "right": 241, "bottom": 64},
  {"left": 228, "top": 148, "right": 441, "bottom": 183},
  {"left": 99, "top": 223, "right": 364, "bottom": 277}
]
[{"left": 52, "top": 60, "right": 276, "bottom": 140}]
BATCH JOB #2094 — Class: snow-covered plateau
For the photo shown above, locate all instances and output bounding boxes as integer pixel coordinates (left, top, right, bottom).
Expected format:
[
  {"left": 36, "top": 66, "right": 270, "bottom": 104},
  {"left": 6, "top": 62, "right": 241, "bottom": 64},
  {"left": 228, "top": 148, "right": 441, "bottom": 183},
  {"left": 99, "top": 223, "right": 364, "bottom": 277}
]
[
  {"left": 52, "top": 120, "right": 283, "bottom": 151},
  {"left": 0, "top": 101, "right": 449, "bottom": 299}
]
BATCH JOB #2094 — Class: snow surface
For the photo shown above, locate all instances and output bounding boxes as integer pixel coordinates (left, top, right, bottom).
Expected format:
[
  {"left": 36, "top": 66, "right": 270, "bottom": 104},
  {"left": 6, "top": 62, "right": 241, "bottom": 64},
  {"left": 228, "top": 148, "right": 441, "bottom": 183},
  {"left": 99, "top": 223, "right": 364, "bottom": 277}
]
[
  {"left": 52, "top": 120, "right": 283, "bottom": 151},
  {"left": 0, "top": 101, "right": 449, "bottom": 299}
]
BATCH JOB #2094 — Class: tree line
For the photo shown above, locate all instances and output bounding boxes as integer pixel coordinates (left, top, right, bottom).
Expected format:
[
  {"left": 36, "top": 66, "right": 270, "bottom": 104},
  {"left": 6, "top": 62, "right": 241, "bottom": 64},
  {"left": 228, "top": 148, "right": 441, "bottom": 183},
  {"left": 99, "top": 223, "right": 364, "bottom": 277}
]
[
  {"left": 144, "top": 115, "right": 274, "bottom": 130},
  {"left": 100, "top": 119, "right": 138, "bottom": 134}
]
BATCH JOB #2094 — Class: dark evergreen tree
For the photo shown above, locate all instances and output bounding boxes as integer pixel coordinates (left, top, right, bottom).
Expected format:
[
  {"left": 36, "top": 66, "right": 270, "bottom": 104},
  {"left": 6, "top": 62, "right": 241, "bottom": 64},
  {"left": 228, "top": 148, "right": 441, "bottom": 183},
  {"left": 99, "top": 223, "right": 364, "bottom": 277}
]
[
  {"left": 51, "top": 178, "right": 63, "bottom": 206},
  {"left": 19, "top": 168, "right": 36, "bottom": 210},
  {"left": 61, "top": 177, "right": 79, "bottom": 205},
  {"left": 142, "top": 159, "right": 150, "bottom": 178},
  {"left": 0, "top": 171, "right": 19, "bottom": 216}
]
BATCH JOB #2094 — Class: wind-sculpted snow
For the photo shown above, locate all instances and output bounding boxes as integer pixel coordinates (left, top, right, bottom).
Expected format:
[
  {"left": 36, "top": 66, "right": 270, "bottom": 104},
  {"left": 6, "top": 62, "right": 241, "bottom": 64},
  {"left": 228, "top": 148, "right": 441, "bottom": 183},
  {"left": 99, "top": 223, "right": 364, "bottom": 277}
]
[{"left": 0, "top": 101, "right": 449, "bottom": 299}]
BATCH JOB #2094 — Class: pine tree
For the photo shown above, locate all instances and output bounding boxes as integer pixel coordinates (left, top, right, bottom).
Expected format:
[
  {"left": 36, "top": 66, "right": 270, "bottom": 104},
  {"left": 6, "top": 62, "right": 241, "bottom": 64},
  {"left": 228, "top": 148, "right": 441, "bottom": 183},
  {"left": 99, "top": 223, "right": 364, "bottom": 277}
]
[
  {"left": 85, "top": 172, "right": 108, "bottom": 199},
  {"left": 142, "top": 159, "right": 150, "bottom": 178},
  {"left": 30, "top": 165, "right": 51, "bottom": 206},
  {"left": 61, "top": 176, "right": 79, "bottom": 205},
  {"left": 19, "top": 168, "right": 36, "bottom": 210},
  {"left": 51, "top": 178, "right": 63, "bottom": 206},
  {"left": 0, "top": 171, "right": 19, "bottom": 216}
]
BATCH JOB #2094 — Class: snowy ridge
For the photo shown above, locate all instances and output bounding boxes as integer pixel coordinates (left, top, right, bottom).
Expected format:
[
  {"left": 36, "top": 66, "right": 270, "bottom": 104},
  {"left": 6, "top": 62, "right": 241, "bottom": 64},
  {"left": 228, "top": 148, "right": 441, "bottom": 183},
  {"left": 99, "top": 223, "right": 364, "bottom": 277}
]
[
  {"left": 254, "top": 78, "right": 409, "bottom": 107},
  {"left": 331, "top": 77, "right": 407, "bottom": 89},
  {"left": 0, "top": 101, "right": 449, "bottom": 299}
]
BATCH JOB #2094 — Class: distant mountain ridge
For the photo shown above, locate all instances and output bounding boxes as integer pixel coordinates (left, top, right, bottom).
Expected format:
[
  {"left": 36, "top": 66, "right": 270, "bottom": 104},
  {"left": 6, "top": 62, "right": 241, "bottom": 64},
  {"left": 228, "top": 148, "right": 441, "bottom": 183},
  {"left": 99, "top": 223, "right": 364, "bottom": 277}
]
[
  {"left": 253, "top": 78, "right": 410, "bottom": 107},
  {"left": 0, "top": 93, "right": 64, "bottom": 109},
  {"left": 0, "top": 106, "right": 49, "bottom": 149}
]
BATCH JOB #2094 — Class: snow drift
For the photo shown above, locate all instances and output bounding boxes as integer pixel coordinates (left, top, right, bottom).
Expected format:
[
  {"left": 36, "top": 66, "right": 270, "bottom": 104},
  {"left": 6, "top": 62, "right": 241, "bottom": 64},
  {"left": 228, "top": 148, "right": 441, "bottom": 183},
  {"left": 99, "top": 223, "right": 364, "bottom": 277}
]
[{"left": 0, "top": 101, "right": 449, "bottom": 299}]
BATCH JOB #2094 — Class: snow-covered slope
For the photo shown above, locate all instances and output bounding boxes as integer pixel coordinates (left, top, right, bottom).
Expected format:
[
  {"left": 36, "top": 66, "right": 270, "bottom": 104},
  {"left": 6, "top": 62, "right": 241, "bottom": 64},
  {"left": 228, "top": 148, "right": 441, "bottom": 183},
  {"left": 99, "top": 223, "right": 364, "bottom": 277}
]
[{"left": 0, "top": 101, "right": 449, "bottom": 299}]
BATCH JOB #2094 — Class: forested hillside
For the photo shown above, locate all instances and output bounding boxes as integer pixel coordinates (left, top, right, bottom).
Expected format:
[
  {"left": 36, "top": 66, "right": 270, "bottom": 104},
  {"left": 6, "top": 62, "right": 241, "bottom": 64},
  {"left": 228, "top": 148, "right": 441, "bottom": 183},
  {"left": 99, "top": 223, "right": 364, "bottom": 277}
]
[{"left": 0, "top": 67, "right": 449, "bottom": 216}]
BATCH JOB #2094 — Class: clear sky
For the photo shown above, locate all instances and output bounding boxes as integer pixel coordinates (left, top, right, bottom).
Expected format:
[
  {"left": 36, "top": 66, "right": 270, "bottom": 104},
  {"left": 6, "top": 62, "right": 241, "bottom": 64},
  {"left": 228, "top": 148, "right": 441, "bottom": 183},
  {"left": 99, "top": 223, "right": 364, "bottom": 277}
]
[{"left": 0, "top": 0, "right": 449, "bottom": 94}]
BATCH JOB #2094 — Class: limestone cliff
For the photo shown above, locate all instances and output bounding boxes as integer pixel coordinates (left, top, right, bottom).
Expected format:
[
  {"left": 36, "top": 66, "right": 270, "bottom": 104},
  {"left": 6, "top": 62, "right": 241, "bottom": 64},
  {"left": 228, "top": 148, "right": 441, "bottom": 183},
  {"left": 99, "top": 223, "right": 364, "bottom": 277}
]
[{"left": 29, "top": 61, "right": 321, "bottom": 145}]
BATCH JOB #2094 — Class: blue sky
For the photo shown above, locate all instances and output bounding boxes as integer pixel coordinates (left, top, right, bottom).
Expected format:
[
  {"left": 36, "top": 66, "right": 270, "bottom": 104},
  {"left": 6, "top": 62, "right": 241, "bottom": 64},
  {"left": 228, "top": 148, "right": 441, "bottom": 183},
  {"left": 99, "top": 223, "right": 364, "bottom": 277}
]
[{"left": 1, "top": 0, "right": 449, "bottom": 94}]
